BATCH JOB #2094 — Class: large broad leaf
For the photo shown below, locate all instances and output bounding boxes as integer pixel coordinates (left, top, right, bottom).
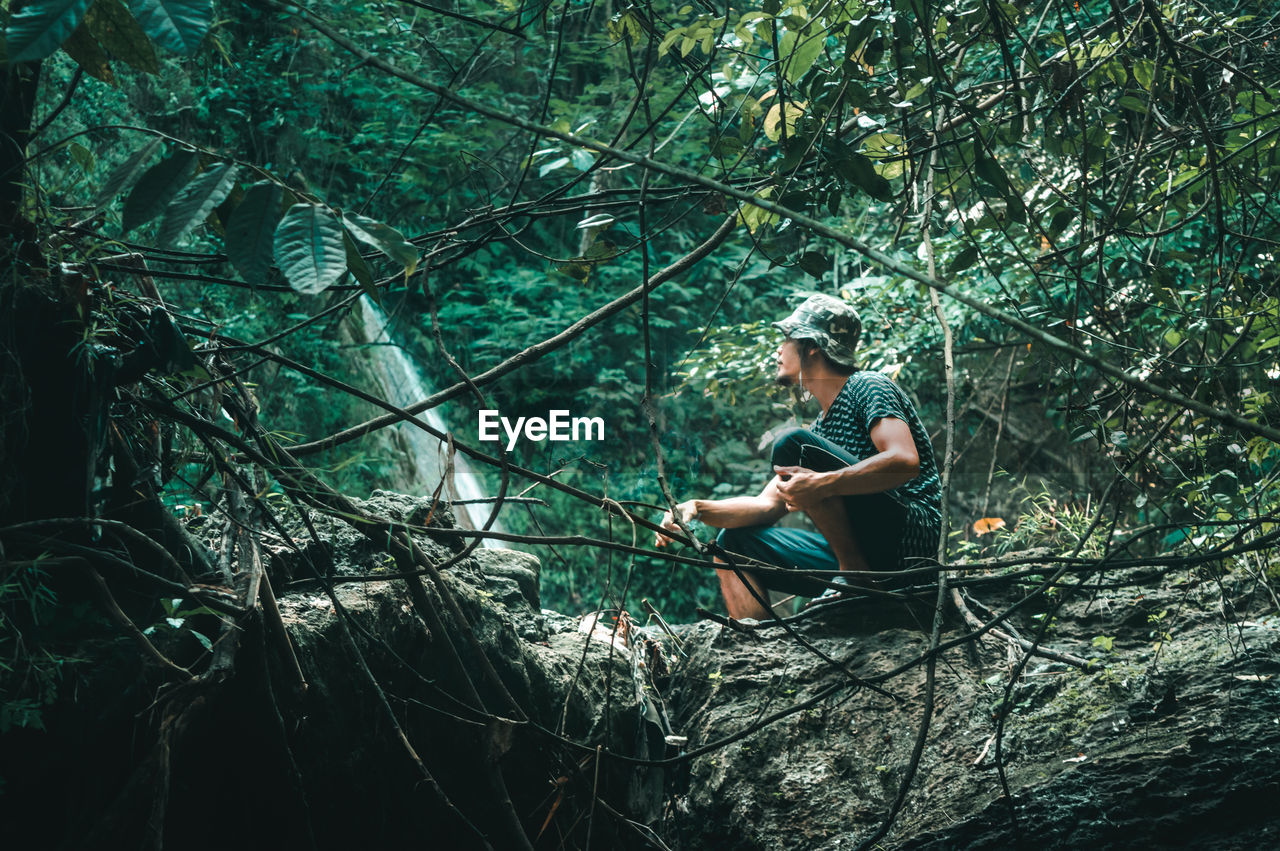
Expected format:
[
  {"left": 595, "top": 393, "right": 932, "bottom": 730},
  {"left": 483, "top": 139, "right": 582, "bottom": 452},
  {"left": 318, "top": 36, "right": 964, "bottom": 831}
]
[
  {"left": 274, "top": 204, "right": 347, "bottom": 295},
  {"left": 95, "top": 137, "right": 162, "bottom": 208},
  {"left": 157, "top": 162, "right": 238, "bottom": 246},
  {"left": 949, "top": 245, "right": 979, "bottom": 277},
  {"left": 225, "top": 181, "right": 283, "bottom": 283},
  {"left": 973, "top": 146, "right": 1011, "bottom": 192},
  {"left": 126, "top": 0, "right": 212, "bottom": 55},
  {"left": 61, "top": 22, "right": 114, "bottom": 83},
  {"left": 4, "top": 0, "right": 93, "bottom": 63},
  {"left": 86, "top": 0, "right": 159, "bottom": 74},
  {"left": 342, "top": 212, "right": 419, "bottom": 273},
  {"left": 832, "top": 152, "right": 894, "bottom": 202},
  {"left": 779, "top": 28, "right": 825, "bottom": 85},
  {"left": 762, "top": 100, "right": 806, "bottom": 143},
  {"left": 121, "top": 149, "right": 197, "bottom": 233}
]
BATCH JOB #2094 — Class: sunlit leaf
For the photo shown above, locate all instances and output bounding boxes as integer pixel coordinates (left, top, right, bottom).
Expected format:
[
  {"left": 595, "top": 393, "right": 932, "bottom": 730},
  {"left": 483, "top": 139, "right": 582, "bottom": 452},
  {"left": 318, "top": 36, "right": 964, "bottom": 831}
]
[
  {"left": 274, "top": 204, "right": 347, "bottom": 295},
  {"left": 538, "top": 156, "right": 570, "bottom": 177},
  {"left": 740, "top": 186, "right": 779, "bottom": 233},
  {"left": 762, "top": 100, "right": 806, "bottom": 142}
]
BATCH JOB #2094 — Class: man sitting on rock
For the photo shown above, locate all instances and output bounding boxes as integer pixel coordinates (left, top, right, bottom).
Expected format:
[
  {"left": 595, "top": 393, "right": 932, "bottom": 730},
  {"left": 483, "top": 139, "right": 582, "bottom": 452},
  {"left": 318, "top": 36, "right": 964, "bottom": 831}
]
[{"left": 656, "top": 294, "right": 941, "bottom": 619}]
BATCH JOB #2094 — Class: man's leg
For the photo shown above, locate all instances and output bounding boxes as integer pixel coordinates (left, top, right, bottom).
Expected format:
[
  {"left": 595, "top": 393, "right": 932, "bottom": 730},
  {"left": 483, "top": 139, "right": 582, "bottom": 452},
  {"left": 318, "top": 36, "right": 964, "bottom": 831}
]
[
  {"left": 800, "top": 497, "right": 877, "bottom": 586},
  {"left": 772, "top": 428, "right": 877, "bottom": 584},
  {"left": 714, "top": 558, "right": 772, "bottom": 620},
  {"left": 715, "top": 526, "right": 841, "bottom": 612}
]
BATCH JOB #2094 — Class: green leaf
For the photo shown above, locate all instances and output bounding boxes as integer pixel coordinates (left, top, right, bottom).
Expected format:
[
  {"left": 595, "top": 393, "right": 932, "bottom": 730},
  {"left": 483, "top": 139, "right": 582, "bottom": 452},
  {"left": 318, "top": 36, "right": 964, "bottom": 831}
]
[
  {"left": 778, "top": 190, "right": 812, "bottom": 212},
  {"left": 711, "top": 135, "right": 745, "bottom": 158},
  {"left": 779, "top": 28, "right": 825, "bottom": 84},
  {"left": 973, "top": 148, "right": 1009, "bottom": 191},
  {"left": 733, "top": 11, "right": 769, "bottom": 46},
  {"left": 343, "top": 232, "right": 379, "bottom": 303},
  {"left": 538, "top": 156, "right": 569, "bottom": 177},
  {"left": 555, "top": 260, "right": 592, "bottom": 283},
  {"left": 96, "top": 138, "right": 162, "bottom": 208},
  {"left": 4, "top": 0, "right": 93, "bottom": 63},
  {"left": 342, "top": 212, "right": 419, "bottom": 273},
  {"left": 1117, "top": 94, "right": 1148, "bottom": 114},
  {"left": 225, "top": 181, "right": 283, "bottom": 283},
  {"left": 126, "top": 0, "right": 212, "bottom": 55},
  {"left": 1132, "top": 59, "right": 1156, "bottom": 90},
  {"left": 1048, "top": 208, "right": 1074, "bottom": 237},
  {"left": 949, "top": 245, "right": 978, "bottom": 276},
  {"left": 796, "top": 251, "right": 831, "bottom": 278},
  {"left": 1006, "top": 193, "right": 1027, "bottom": 224},
  {"left": 657, "top": 26, "right": 683, "bottom": 57},
  {"left": 569, "top": 147, "right": 594, "bottom": 171},
  {"left": 833, "top": 152, "right": 893, "bottom": 202},
  {"left": 157, "top": 162, "right": 238, "bottom": 246},
  {"left": 518, "top": 0, "right": 553, "bottom": 30},
  {"left": 61, "top": 21, "right": 114, "bottom": 83},
  {"left": 69, "top": 142, "right": 94, "bottom": 172},
  {"left": 763, "top": 100, "right": 806, "bottom": 142},
  {"left": 86, "top": 0, "right": 159, "bottom": 74},
  {"left": 121, "top": 149, "right": 197, "bottom": 233},
  {"left": 274, "top": 204, "right": 347, "bottom": 295},
  {"left": 740, "top": 187, "right": 780, "bottom": 234},
  {"left": 583, "top": 238, "right": 619, "bottom": 261}
]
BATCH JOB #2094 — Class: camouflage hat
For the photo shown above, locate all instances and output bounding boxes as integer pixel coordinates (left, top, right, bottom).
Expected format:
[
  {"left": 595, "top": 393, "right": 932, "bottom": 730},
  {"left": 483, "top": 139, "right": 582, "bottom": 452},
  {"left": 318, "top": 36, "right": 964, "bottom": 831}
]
[{"left": 772, "top": 294, "right": 862, "bottom": 369}]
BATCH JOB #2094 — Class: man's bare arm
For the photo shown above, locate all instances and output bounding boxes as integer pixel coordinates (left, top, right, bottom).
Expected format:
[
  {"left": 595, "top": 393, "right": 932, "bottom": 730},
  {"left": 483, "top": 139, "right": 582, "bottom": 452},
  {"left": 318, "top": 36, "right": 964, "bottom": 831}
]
[
  {"left": 655, "top": 478, "right": 788, "bottom": 546},
  {"left": 773, "top": 417, "right": 920, "bottom": 509}
]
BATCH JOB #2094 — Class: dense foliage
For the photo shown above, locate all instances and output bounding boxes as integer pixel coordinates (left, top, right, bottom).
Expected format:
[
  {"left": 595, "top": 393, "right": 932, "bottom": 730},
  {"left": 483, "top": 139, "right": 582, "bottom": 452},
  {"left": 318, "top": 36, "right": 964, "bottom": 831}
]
[{"left": 2, "top": 0, "right": 1279, "bottom": 846}]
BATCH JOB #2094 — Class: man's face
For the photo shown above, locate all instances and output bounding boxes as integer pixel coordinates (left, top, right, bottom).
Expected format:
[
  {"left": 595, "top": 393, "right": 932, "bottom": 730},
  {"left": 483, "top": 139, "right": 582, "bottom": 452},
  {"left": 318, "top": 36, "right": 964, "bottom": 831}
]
[{"left": 774, "top": 339, "right": 805, "bottom": 386}]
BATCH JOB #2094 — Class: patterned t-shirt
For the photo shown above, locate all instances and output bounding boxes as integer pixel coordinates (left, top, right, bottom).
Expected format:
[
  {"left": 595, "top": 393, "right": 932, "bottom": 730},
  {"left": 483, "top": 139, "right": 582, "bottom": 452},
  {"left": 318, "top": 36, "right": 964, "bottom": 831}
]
[{"left": 811, "top": 371, "right": 942, "bottom": 561}]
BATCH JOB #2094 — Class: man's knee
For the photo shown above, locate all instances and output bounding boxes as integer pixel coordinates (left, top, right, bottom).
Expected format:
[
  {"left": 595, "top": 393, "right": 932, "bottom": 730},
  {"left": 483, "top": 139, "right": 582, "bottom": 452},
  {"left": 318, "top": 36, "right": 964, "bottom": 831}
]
[
  {"left": 771, "top": 427, "right": 814, "bottom": 467},
  {"left": 715, "top": 526, "right": 752, "bottom": 554},
  {"left": 715, "top": 526, "right": 773, "bottom": 566}
]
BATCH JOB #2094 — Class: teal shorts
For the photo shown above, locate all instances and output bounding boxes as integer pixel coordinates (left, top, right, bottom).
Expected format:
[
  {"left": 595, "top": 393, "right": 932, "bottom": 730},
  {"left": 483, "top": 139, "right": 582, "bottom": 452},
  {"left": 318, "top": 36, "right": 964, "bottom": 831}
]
[{"left": 713, "top": 428, "right": 910, "bottom": 596}]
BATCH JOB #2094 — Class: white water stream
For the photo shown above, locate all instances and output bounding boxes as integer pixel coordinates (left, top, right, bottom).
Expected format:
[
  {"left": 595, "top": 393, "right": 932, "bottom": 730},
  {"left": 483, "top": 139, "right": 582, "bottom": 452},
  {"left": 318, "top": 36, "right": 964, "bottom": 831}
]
[{"left": 356, "top": 296, "right": 505, "bottom": 547}]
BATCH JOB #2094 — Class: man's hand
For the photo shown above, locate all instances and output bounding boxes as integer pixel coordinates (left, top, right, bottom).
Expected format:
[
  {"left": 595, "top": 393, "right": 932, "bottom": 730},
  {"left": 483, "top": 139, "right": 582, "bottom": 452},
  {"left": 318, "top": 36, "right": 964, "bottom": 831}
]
[
  {"left": 655, "top": 500, "right": 699, "bottom": 547},
  {"left": 773, "top": 466, "right": 829, "bottom": 511}
]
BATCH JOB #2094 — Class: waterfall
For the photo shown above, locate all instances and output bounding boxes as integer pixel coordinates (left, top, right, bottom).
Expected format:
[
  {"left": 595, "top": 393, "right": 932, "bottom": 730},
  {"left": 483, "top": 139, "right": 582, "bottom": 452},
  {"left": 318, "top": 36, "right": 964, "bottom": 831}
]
[{"left": 356, "top": 296, "right": 505, "bottom": 547}]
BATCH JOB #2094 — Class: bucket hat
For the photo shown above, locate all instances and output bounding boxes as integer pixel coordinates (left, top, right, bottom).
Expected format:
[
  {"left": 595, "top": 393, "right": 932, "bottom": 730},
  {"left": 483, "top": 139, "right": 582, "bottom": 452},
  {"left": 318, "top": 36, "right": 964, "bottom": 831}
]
[{"left": 772, "top": 293, "right": 862, "bottom": 369}]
